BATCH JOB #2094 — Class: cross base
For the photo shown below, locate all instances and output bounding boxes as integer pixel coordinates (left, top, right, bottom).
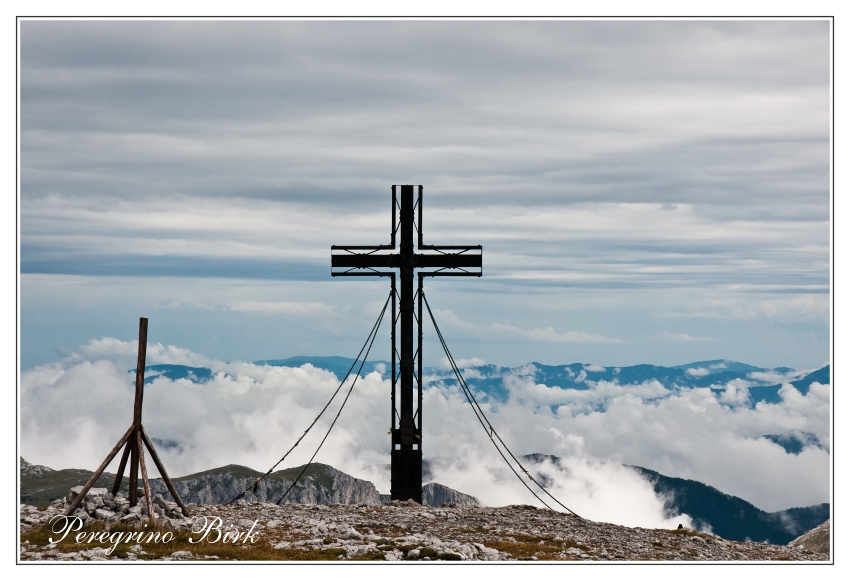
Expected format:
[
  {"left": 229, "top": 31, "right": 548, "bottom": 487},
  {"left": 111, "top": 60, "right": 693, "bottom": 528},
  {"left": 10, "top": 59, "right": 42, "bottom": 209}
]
[{"left": 390, "top": 448, "right": 423, "bottom": 503}]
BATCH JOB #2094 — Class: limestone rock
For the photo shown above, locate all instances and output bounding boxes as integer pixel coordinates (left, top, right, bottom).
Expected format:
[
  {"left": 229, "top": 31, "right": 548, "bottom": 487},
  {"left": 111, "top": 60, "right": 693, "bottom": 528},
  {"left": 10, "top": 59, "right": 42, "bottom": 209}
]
[
  {"left": 20, "top": 500, "right": 829, "bottom": 562},
  {"left": 788, "top": 519, "right": 830, "bottom": 554},
  {"left": 422, "top": 482, "right": 480, "bottom": 507},
  {"left": 144, "top": 463, "right": 382, "bottom": 506},
  {"left": 68, "top": 486, "right": 109, "bottom": 504},
  {"left": 20, "top": 457, "right": 55, "bottom": 477}
]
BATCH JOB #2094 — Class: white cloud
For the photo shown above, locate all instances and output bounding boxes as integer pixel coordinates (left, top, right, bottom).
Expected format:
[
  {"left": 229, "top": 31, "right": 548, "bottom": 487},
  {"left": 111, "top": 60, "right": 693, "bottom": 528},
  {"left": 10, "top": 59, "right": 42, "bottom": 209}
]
[
  {"left": 707, "top": 296, "right": 829, "bottom": 322},
  {"left": 583, "top": 364, "right": 605, "bottom": 372},
  {"left": 661, "top": 332, "right": 713, "bottom": 342},
  {"left": 748, "top": 370, "right": 808, "bottom": 385},
  {"left": 717, "top": 381, "right": 751, "bottom": 407},
  {"left": 229, "top": 301, "right": 336, "bottom": 315},
  {"left": 456, "top": 357, "right": 487, "bottom": 368},
  {"left": 435, "top": 356, "right": 487, "bottom": 371},
  {"left": 429, "top": 309, "right": 483, "bottom": 335},
  {"left": 77, "top": 337, "right": 213, "bottom": 368},
  {"left": 491, "top": 323, "right": 622, "bottom": 344},
  {"left": 685, "top": 367, "right": 710, "bottom": 377},
  {"left": 80, "top": 336, "right": 139, "bottom": 358},
  {"left": 433, "top": 309, "right": 621, "bottom": 345},
  {"left": 424, "top": 453, "right": 693, "bottom": 530},
  {"left": 22, "top": 338, "right": 829, "bottom": 516}
]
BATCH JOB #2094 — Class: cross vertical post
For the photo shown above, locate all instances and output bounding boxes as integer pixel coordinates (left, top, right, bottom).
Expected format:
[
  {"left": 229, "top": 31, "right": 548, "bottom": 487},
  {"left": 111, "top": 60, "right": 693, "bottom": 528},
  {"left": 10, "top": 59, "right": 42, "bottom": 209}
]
[{"left": 332, "top": 185, "right": 482, "bottom": 502}]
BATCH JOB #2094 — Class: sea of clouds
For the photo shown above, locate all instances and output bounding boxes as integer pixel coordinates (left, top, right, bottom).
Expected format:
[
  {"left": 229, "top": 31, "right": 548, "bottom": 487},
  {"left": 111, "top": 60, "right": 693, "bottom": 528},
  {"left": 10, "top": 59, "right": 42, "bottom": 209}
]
[{"left": 20, "top": 337, "right": 829, "bottom": 528}]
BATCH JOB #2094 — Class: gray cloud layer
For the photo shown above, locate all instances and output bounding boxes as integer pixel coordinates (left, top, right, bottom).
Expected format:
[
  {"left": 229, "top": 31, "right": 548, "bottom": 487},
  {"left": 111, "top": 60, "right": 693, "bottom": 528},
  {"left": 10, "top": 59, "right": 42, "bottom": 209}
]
[
  {"left": 19, "top": 19, "right": 830, "bottom": 369},
  {"left": 22, "top": 21, "right": 828, "bottom": 207}
]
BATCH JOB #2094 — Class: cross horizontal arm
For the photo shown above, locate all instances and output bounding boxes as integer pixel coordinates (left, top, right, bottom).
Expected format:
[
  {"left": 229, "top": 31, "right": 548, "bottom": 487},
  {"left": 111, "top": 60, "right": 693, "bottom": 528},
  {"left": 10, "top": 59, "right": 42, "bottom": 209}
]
[
  {"left": 331, "top": 245, "right": 395, "bottom": 251},
  {"left": 420, "top": 271, "right": 482, "bottom": 277},
  {"left": 419, "top": 245, "right": 483, "bottom": 251},
  {"left": 332, "top": 252, "right": 481, "bottom": 270},
  {"left": 331, "top": 271, "right": 395, "bottom": 277},
  {"left": 332, "top": 254, "right": 400, "bottom": 269},
  {"left": 413, "top": 254, "right": 481, "bottom": 269}
]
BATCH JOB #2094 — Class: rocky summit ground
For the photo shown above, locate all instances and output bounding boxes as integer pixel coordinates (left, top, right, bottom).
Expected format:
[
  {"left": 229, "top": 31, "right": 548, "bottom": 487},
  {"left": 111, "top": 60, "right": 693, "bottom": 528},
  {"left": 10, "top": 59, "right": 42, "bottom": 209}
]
[{"left": 19, "top": 496, "right": 828, "bottom": 562}]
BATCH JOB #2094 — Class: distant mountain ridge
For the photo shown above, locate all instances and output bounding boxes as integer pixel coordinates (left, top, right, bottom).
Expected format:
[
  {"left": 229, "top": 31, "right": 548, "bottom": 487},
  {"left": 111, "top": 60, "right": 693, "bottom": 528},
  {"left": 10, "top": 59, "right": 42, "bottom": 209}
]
[
  {"left": 133, "top": 357, "right": 830, "bottom": 409},
  {"left": 629, "top": 466, "right": 829, "bottom": 545}
]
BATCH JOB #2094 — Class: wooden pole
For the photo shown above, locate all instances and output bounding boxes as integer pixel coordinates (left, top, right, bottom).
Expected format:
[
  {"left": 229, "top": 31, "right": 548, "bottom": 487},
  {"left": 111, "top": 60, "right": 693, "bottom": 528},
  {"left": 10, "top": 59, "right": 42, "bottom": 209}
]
[
  {"left": 137, "top": 431, "right": 156, "bottom": 524},
  {"left": 64, "top": 425, "right": 134, "bottom": 516},
  {"left": 128, "top": 439, "right": 139, "bottom": 506},
  {"left": 141, "top": 425, "right": 190, "bottom": 517},
  {"left": 133, "top": 318, "right": 147, "bottom": 431},
  {"left": 128, "top": 317, "right": 147, "bottom": 507},
  {"left": 111, "top": 440, "right": 131, "bottom": 495},
  {"left": 64, "top": 317, "right": 189, "bottom": 521}
]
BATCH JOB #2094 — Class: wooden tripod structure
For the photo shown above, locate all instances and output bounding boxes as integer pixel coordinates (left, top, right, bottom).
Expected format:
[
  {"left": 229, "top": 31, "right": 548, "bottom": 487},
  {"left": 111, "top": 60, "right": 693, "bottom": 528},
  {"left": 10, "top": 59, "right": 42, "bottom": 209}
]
[{"left": 64, "top": 318, "right": 189, "bottom": 522}]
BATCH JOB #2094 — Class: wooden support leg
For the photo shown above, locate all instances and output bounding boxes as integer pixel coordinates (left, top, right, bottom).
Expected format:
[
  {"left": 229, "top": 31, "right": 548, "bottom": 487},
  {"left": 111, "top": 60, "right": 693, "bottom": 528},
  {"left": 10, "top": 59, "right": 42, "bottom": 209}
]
[
  {"left": 141, "top": 425, "right": 191, "bottom": 517},
  {"left": 64, "top": 425, "right": 135, "bottom": 516},
  {"left": 137, "top": 431, "right": 156, "bottom": 524},
  {"left": 111, "top": 441, "right": 132, "bottom": 495}
]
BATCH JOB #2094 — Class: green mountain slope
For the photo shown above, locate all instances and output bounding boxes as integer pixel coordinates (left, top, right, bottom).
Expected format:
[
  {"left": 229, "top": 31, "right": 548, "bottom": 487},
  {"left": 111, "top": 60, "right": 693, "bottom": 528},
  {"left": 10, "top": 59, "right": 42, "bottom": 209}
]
[
  {"left": 20, "top": 458, "right": 119, "bottom": 508},
  {"left": 630, "top": 466, "right": 829, "bottom": 544}
]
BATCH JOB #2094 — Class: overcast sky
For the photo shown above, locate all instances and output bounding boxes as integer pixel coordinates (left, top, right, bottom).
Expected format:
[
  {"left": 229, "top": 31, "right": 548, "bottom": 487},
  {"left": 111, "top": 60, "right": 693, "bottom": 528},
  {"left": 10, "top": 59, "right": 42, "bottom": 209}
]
[{"left": 20, "top": 19, "right": 830, "bottom": 371}]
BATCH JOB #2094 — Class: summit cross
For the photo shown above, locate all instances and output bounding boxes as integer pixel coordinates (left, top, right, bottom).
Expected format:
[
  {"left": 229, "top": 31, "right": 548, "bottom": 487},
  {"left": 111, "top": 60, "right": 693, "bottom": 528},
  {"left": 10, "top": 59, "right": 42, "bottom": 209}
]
[{"left": 331, "top": 185, "right": 482, "bottom": 502}]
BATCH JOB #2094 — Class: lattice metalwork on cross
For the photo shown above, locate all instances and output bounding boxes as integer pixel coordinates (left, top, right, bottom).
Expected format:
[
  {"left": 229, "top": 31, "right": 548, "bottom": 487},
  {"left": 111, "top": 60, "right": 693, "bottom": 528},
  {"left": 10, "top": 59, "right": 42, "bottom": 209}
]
[{"left": 332, "top": 185, "right": 482, "bottom": 502}]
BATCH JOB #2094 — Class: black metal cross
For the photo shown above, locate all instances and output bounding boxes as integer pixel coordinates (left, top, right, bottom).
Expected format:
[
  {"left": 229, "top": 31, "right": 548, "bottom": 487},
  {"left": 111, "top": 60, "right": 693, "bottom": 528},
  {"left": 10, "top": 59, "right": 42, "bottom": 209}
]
[{"left": 332, "top": 185, "right": 482, "bottom": 502}]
